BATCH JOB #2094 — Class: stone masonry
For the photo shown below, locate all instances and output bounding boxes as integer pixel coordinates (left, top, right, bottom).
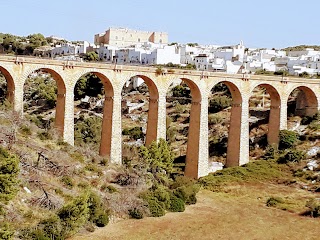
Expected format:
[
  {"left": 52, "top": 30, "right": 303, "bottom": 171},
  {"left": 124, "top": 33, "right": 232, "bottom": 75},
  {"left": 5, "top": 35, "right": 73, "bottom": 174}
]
[{"left": 0, "top": 55, "right": 320, "bottom": 178}]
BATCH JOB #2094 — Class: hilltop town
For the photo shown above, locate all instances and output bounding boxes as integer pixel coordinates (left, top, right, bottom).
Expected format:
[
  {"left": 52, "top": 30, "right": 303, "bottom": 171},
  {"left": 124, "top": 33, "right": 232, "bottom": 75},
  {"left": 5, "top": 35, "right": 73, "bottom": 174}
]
[{"left": 1, "top": 27, "right": 320, "bottom": 77}]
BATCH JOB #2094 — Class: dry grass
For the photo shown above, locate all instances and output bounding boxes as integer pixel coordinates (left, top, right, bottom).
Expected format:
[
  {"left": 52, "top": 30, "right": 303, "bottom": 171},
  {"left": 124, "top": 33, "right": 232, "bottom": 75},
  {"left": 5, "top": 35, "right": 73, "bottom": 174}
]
[{"left": 70, "top": 183, "right": 320, "bottom": 240}]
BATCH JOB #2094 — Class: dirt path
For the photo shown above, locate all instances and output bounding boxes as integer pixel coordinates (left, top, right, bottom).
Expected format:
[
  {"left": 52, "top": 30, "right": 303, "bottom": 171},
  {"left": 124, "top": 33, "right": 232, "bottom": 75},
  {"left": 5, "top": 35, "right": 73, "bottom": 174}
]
[{"left": 70, "top": 188, "right": 320, "bottom": 240}]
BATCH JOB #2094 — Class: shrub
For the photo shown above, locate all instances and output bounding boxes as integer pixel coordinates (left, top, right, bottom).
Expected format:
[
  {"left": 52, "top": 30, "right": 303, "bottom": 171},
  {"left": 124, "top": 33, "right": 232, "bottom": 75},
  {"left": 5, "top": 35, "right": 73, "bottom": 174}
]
[
  {"left": 174, "top": 185, "right": 197, "bottom": 205},
  {"left": 0, "top": 223, "right": 14, "bottom": 240},
  {"left": 122, "top": 126, "right": 144, "bottom": 140},
  {"left": 138, "top": 139, "right": 175, "bottom": 184},
  {"left": 57, "top": 193, "right": 90, "bottom": 236},
  {"left": 263, "top": 144, "right": 278, "bottom": 160},
  {"left": 74, "top": 116, "right": 102, "bottom": 146},
  {"left": 92, "top": 210, "right": 109, "bottom": 227},
  {"left": 266, "top": 197, "right": 284, "bottom": 207},
  {"left": 146, "top": 196, "right": 166, "bottom": 217},
  {"left": 168, "top": 195, "right": 185, "bottom": 212},
  {"left": 153, "top": 185, "right": 171, "bottom": 209},
  {"left": 166, "top": 126, "right": 177, "bottom": 144},
  {"left": 0, "top": 147, "right": 19, "bottom": 203},
  {"left": 37, "top": 131, "right": 52, "bottom": 140},
  {"left": 171, "top": 85, "right": 191, "bottom": 99},
  {"left": 106, "top": 185, "right": 118, "bottom": 193},
  {"left": 128, "top": 208, "right": 144, "bottom": 219},
  {"left": 279, "top": 130, "right": 298, "bottom": 150},
  {"left": 277, "top": 149, "right": 305, "bottom": 164},
  {"left": 20, "top": 125, "right": 32, "bottom": 135},
  {"left": 87, "top": 192, "right": 109, "bottom": 227},
  {"left": 305, "top": 199, "right": 320, "bottom": 217},
  {"left": 20, "top": 216, "right": 64, "bottom": 240},
  {"left": 208, "top": 114, "right": 223, "bottom": 124},
  {"left": 61, "top": 176, "right": 74, "bottom": 189},
  {"left": 209, "top": 95, "right": 232, "bottom": 113}
]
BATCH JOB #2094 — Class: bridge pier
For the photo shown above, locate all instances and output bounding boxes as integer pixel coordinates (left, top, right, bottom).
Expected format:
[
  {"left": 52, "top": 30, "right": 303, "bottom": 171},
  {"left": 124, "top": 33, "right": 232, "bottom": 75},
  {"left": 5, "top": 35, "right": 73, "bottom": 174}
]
[
  {"left": 145, "top": 97, "right": 159, "bottom": 146},
  {"left": 185, "top": 96, "right": 209, "bottom": 178},
  {"left": 226, "top": 98, "right": 249, "bottom": 167},
  {"left": 109, "top": 92, "right": 122, "bottom": 165}
]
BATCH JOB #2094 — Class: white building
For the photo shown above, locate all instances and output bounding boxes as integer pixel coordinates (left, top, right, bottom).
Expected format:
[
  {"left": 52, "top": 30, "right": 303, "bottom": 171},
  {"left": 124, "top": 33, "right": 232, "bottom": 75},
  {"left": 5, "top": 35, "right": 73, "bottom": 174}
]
[{"left": 51, "top": 41, "right": 90, "bottom": 57}]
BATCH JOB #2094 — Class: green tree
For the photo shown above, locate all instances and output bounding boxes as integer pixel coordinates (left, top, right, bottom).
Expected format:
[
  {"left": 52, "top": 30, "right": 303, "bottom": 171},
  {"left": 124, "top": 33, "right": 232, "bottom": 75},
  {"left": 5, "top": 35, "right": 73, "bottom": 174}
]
[
  {"left": 0, "top": 147, "right": 19, "bottom": 203},
  {"left": 83, "top": 51, "right": 99, "bottom": 62},
  {"left": 74, "top": 74, "right": 104, "bottom": 100},
  {"left": 139, "top": 139, "right": 175, "bottom": 183},
  {"left": 279, "top": 130, "right": 298, "bottom": 150}
]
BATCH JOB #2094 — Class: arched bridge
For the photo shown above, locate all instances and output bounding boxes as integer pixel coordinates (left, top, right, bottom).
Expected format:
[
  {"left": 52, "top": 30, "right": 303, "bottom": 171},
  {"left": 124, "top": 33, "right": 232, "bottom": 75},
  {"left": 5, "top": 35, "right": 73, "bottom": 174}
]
[{"left": 0, "top": 55, "right": 319, "bottom": 178}]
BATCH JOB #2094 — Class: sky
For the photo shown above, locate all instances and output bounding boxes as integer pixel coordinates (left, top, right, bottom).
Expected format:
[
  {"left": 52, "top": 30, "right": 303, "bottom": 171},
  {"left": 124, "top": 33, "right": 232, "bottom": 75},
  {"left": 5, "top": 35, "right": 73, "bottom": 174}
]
[{"left": 1, "top": 0, "right": 319, "bottom": 49}]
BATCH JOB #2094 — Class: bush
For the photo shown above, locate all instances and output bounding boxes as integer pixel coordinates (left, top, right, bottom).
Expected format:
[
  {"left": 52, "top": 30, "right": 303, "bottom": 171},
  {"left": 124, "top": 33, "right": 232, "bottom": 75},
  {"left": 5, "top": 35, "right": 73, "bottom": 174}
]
[
  {"left": 305, "top": 199, "right": 320, "bottom": 217},
  {"left": 209, "top": 95, "right": 232, "bottom": 113},
  {"left": 87, "top": 192, "right": 109, "bottom": 227},
  {"left": 138, "top": 139, "right": 175, "bottom": 184},
  {"left": 0, "top": 223, "right": 14, "bottom": 240},
  {"left": 74, "top": 115, "right": 102, "bottom": 146},
  {"left": 208, "top": 114, "right": 223, "bottom": 124},
  {"left": 168, "top": 195, "right": 185, "bottom": 212},
  {"left": 174, "top": 185, "right": 197, "bottom": 205},
  {"left": 128, "top": 208, "right": 144, "bottom": 219},
  {"left": 279, "top": 130, "right": 298, "bottom": 150},
  {"left": 20, "top": 216, "right": 63, "bottom": 240},
  {"left": 266, "top": 197, "right": 284, "bottom": 207},
  {"left": 37, "top": 131, "right": 52, "bottom": 140},
  {"left": 92, "top": 210, "right": 109, "bottom": 227},
  {"left": 277, "top": 149, "right": 305, "bottom": 164},
  {"left": 57, "top": 194, "right": 90, "bottom": 236},
  {"left": 263, "top": 144, "right": 278, "bottom": 160},
  {"left": 153, "top": 185, "right": 171, "bottom": 209},
  {"left": 146, "top": 196, "right": 166, "bottom": 217},
  {"left": 61, "top": 176, "right": 74, "bottom": 189},
  {"left": 0, "top": 147, "right": 19, "bottom": 203},
  {"left": 122, "top": 126, "right": 144, "bottom": 140},
  {"left": 20, "top": 125, "right": 32, "bottom": 135}
]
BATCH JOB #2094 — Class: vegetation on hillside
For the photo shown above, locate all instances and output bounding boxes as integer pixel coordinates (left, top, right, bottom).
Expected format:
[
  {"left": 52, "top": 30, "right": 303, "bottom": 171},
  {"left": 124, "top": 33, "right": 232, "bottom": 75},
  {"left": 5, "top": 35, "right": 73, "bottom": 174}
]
[{"left": 282, "top": 45, "right": 320, "bottom": 52}]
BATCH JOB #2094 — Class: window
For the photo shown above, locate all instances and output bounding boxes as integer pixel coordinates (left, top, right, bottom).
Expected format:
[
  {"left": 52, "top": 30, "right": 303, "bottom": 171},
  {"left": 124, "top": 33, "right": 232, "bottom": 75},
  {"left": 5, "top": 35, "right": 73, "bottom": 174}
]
[
  {"left": 160, "top": 39, "right": 162, "bottom": 43},
  {"left": 138, "top": 38, "right": 140, "bottom": 42}
]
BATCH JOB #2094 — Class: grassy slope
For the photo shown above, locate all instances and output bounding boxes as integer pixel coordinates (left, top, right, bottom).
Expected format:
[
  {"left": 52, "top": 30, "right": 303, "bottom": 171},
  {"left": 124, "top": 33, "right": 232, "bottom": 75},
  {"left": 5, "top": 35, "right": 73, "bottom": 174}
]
[
  {"left": 70, "top": 188, "right": 320, "bottom": 240},
  {"left": 70, "top": 160, "right": 320, "bottom": 240}
]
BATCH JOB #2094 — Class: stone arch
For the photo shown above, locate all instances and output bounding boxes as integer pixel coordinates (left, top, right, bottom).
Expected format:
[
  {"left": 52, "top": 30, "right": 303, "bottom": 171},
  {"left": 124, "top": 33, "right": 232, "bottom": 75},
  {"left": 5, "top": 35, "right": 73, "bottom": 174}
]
[
  {"left": 73, "top": 71, "right": 114, "bottom": 157},
  {"left": 0, "top": 65, "right": 15, "bottom": 102},
  {"left": 23, "top": 67, "right": 66, "bottom": 135},
  {"left": 208, "top": 80, "right": 243, "bottom": 167},
  {"left": 72, "top": 70, "right": 114, "bottom": 97},
  {"left": 287, "top": 85, "right": 318, "bottom": 117},
  {"left": 165, "top": 77, "right": 202, "bottom": 178},
  {"left": 120, "top": 74, "right": 159, "bottom": 146},
  {"left": 249, "top": 83, "right": 281, "bottom": 146}
]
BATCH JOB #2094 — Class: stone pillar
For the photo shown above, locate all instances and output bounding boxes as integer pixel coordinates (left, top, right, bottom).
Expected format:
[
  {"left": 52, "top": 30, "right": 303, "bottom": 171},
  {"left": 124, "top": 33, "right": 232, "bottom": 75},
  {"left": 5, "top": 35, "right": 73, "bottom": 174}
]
[
  {"left": 145, "top": 97, "right": 159, "bottom": 146},
  {"left": 185, "top": 96, "right": 209, "bottom": 178},
  {"left": 55, "top": 93, "right": 66, "bottom": 136},
  {"left": 13, "top": 83, "right": 24, "bottom": 113},
  {"left": 108, "top": 92, "right": 122, "bottom": 164},
  {"left": 62, "top": 86, "right": 74, "bottom": 145},
  {"left": 268, "top": 105, "right": 280, "bottom": 145},
  {"left": 99, "top": 96, "right": 113, "bottom": 157},
  {"left": 156, "top": 93, "right": 167, "bottom": 141},
  {"left": 279, "top": 97, "right": 287, "bottom": 130},
  {"left": 226, "top": 98, "right": 249, "bottom": 167}
]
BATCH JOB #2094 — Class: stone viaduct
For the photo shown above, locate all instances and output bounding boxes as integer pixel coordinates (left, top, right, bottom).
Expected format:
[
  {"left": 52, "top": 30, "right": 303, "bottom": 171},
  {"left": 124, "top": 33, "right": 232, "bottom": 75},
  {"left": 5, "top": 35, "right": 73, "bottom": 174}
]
[{"left": 0, "top": 55, "right": 319, "bottom": 178}]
